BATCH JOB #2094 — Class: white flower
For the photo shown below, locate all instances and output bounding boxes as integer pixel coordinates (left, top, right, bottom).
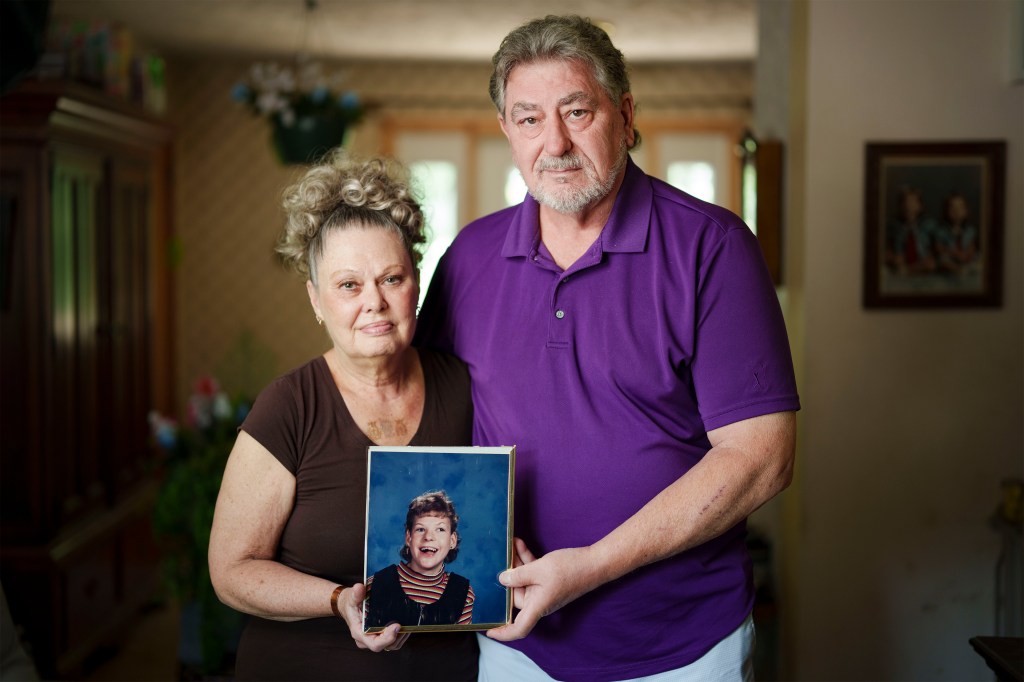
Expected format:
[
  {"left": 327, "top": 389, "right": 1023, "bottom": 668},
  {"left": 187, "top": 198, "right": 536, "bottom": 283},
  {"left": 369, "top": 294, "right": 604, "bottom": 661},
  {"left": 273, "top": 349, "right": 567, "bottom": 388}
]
[
  {"left": 212, "top": 393, "right": 233, "bottom": 420},
  {"left": 255, "top": 91, "right": 286, "bottom": 116}
]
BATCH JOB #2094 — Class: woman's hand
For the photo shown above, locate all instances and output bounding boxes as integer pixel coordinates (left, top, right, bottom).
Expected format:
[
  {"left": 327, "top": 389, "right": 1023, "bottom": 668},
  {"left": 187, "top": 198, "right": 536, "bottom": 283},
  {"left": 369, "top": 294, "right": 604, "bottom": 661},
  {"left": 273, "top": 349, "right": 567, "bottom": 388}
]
[
  {"left": 485, "top": 538, "right": 600, "bottom": 642},
  {"left": 336, "top": 584, "right": 410, "bottom": 652}
]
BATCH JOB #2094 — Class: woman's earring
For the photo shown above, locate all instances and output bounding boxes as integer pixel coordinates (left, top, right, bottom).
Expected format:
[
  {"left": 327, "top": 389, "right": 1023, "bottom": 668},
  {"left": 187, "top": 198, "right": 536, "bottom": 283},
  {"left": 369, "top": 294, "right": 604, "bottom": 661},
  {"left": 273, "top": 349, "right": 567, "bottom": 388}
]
[{"left": 316, "top": 315, "right": 324, "bottom": 326}]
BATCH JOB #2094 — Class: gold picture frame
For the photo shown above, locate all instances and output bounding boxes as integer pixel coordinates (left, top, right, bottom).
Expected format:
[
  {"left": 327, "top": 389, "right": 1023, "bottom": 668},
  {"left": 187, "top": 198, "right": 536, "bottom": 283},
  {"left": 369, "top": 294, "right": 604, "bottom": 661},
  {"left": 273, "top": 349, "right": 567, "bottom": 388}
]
[{"left": 362, "top": 445, "right": 515, "bottom": 633}]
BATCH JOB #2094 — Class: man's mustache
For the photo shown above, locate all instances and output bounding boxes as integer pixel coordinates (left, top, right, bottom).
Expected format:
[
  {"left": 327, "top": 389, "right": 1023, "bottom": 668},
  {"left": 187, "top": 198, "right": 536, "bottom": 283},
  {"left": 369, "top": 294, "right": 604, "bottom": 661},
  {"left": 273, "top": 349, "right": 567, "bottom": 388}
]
[{"left": 536, "top": 154, "right": 584, "bottom": 172}]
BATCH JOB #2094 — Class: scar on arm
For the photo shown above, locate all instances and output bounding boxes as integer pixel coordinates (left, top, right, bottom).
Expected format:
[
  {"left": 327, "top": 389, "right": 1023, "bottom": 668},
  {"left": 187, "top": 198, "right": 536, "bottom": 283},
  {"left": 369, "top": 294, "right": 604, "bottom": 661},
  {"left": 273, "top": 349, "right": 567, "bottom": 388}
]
[{"left": 699, "top": 486, "right": 727, "bottom": 516}]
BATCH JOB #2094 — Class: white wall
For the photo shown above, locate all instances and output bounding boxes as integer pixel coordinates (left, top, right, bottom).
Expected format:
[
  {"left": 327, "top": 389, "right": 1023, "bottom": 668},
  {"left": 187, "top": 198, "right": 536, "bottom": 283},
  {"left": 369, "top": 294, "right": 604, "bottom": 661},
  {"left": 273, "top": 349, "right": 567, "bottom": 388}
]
[{"left": 786, "top": 0, "right": 1024, "bottom": 679}]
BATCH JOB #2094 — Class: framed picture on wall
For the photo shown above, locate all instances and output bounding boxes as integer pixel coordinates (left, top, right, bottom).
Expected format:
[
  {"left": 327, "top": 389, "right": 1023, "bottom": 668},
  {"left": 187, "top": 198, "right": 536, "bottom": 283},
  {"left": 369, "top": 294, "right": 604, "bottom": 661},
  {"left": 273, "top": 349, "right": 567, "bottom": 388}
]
[
  {"left": 362, "top": 445, "right": 514, "bottom": 633},
  {"left": 863, "top": 141, "right": 1006, "bottom": 308}
]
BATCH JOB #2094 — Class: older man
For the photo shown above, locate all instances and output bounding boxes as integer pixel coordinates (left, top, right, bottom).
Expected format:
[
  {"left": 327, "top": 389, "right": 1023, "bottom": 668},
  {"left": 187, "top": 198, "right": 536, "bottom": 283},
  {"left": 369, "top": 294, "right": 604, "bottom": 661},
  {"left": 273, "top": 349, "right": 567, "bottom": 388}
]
[{"left": 416, "top": 15, "right": 800, "bottom": 682}]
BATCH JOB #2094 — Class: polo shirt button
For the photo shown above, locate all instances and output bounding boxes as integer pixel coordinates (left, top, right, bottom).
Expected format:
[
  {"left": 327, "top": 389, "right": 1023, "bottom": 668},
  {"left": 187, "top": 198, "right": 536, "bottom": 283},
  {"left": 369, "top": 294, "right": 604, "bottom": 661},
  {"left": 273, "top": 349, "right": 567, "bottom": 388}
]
[{"left": 555, "top": 310, "right": 565, "bottom": 319}]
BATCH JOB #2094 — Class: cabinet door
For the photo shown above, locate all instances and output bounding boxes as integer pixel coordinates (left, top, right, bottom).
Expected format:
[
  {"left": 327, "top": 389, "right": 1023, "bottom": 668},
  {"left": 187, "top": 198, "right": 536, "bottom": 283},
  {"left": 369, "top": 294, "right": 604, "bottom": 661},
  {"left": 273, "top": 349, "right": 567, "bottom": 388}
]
[
  {"left": 105, "top": 158, "right": 154, "bottom": 492},
  {"left": 0, "top": 146, "right": 47, "bottom": 539},
  {"left": 1, "top": 83, "right": 172, "bottom": 677},
  {"left": 51, "top": 147, "right": 107, "bottom": 523}
]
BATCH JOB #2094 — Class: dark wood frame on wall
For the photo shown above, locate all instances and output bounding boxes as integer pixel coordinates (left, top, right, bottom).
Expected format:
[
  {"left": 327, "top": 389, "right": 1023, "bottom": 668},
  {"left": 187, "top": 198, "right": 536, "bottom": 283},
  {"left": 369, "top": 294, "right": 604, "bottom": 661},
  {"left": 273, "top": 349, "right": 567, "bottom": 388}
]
[{"left": 863, "top": 141, "right": 1006, "bottom": 309}]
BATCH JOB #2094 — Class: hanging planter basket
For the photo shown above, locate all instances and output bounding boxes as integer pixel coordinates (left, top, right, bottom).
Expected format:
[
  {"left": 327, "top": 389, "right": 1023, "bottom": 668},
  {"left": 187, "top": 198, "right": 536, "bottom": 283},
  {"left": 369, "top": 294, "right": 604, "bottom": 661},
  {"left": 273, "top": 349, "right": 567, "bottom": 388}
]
[{"left": 271, "top": 110, "right": 349, "bottom": 165}]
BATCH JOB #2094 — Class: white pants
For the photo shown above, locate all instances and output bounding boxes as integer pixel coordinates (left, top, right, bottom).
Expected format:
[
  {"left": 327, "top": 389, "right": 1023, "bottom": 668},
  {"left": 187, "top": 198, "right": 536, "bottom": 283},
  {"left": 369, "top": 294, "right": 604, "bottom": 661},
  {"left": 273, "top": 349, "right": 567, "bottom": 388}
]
[{"left": 477, "top": 614, "right": 755, "bottom": 682}]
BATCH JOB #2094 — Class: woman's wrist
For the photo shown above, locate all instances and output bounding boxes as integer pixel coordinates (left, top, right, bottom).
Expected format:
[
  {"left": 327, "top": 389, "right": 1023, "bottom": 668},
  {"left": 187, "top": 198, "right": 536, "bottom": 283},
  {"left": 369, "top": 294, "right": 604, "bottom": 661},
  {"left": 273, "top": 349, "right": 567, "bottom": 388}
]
[{"left": 330, "top": 584, "right": 346, "bottom": 618}]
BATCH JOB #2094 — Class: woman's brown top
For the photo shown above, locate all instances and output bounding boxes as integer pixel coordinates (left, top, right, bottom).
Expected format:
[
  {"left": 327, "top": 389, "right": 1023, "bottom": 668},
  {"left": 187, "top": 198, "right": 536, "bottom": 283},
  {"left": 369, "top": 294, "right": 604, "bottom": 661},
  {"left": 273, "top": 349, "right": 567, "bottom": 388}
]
[{"left": 233, "top": 348, "right": 477, "bottom": 681}]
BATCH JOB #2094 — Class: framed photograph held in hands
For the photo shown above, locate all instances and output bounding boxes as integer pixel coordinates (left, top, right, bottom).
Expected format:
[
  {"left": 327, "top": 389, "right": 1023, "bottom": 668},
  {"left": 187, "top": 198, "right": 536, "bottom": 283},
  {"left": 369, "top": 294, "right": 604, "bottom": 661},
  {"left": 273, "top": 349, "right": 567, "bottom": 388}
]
[{"left": 363, "top": 445, "right": 515, "bottom": 633}]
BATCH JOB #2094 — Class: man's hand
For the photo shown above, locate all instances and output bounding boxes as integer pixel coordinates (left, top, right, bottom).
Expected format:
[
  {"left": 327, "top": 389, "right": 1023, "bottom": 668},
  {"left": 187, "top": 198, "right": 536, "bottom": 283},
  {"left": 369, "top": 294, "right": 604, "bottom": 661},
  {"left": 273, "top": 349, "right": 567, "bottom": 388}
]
[
  {"left": 486, "top": 412, "right": 796, "bottom": 642},
  {"left": 486, "top": 538, "right": 599, "bottom": 642}
]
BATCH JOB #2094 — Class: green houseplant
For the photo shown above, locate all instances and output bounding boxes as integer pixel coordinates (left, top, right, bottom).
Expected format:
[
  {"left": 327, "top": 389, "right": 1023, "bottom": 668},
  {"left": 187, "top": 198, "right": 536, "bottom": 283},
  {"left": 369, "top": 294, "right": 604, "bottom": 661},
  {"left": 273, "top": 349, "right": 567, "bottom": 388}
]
[
  {"left": 149, "top": 377, "right": 249, "bottom": 676},
  {"left": 230, "top": 61, "right": 365, "bottom": 164}
]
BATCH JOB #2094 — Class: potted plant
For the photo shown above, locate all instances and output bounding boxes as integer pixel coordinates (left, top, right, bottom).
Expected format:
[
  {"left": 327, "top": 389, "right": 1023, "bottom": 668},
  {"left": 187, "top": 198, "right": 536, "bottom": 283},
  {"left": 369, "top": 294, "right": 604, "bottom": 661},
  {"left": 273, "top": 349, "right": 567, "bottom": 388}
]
[
  {"left": 230, "top": 61, "right": 365, "bottom": 164},
  {"left": 149, "top": 377, "right": 250, "bottom": 677}
]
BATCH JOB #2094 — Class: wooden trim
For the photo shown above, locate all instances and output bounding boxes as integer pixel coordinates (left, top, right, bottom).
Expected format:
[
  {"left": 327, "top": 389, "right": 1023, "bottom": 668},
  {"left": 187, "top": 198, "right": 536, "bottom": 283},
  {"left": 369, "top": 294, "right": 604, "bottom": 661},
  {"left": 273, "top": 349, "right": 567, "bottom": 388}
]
[
  {"left": 756, "top": 140, "right": 784, "bottom": 285},
  {"left": 639, "top": 117, "right": 748, "bottom": 135},
  {"left": 378, "top": 112, "right": 501, "bottom": 137}
]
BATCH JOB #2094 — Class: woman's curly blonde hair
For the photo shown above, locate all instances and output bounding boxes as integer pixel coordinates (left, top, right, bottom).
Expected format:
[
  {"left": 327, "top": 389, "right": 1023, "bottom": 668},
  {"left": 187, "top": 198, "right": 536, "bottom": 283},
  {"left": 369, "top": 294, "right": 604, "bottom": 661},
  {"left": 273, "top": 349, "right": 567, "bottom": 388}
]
[{"left": 276, "top": 149, "right": 426, "bottom": 283}]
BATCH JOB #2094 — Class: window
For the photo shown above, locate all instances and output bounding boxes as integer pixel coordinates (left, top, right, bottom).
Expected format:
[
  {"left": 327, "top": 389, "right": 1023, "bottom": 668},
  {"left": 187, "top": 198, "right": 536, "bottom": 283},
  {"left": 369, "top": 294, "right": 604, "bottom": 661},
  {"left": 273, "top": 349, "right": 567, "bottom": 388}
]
[
  {"left": 408, "top": 160, "right": 458, "bottom": 307},
  {"left": 389, "top": 124, "right": 746, "bottom": 293},
  {"left": 647, "top": 131, "right": 738, "bottom": 213},
  {"left": 742, "top": 160, "right": 758, "bottom": 235},
  {"left": 666, "top": 161, "right": 717, "bottom": 204},
  {"left": 504, "top": 168, "right": 528, "bottom": 207}
]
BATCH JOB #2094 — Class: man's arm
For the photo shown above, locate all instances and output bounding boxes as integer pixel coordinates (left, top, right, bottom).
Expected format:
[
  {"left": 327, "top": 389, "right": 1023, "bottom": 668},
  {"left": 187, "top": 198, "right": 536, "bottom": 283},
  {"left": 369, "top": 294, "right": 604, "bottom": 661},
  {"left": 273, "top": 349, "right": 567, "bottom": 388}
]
[{"left": 487, "top": 410, "right": 796, "bottom": 641}]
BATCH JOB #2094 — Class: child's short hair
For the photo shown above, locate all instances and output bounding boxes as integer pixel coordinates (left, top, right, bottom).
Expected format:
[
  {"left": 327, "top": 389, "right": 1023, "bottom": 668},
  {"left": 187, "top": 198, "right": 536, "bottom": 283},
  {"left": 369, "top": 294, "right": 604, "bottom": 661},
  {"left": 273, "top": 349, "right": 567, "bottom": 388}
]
[{"left": 401, "top": 490, "right": 461, "bottom": 563}]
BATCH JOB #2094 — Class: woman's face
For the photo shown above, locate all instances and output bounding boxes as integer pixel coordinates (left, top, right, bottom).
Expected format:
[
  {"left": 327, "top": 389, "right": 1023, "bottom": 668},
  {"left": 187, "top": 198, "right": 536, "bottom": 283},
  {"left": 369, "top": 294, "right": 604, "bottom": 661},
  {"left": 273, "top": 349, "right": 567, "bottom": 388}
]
[
  {"left": 947, "top": 196, "right": 968, "bottom": 224},
  {"left": 405, "top": 513, "right": 457, "bottom": 575},
  {"left": 901, "top": 192, "right": 923, "bottom": 221},
  {"left": 306, "top": 225, "right": 419, "bottom": 364}
]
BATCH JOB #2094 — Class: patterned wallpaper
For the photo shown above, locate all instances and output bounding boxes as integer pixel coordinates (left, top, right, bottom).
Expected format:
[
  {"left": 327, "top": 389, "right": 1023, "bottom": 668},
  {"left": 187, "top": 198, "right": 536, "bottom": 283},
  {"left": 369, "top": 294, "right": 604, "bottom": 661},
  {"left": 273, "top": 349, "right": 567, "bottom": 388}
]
[{"left": 165, "top": 56, "right": 751, "bottom": 406}]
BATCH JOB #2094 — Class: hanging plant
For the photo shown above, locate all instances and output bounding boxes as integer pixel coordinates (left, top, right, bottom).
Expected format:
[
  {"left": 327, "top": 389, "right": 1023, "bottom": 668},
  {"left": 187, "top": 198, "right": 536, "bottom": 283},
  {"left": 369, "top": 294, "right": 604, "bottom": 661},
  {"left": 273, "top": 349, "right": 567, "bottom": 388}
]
[{"left": 231, "top": 61, "right": 365, "bottom": 164}]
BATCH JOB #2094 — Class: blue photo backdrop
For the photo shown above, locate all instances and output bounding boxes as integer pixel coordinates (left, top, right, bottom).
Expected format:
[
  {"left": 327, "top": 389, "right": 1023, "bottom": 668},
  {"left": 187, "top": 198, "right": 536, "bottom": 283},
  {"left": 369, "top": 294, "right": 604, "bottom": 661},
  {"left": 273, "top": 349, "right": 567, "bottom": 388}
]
[{"left": 365, "top": 448, "right": 511, "bottom": 626}]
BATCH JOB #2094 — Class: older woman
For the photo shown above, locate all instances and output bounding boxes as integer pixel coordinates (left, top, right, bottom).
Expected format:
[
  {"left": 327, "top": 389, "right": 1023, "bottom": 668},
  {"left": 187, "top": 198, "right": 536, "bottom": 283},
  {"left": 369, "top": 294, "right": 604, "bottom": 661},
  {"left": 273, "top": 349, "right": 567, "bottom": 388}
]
[{"left": 208, "top": 152, "right": 478, "bottom": 681}]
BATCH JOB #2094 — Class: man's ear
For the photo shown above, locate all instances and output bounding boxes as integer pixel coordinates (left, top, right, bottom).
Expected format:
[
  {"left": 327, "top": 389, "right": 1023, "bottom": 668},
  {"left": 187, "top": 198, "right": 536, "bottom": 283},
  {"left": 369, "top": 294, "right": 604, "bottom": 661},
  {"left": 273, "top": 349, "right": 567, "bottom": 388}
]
[
  {"left": 498, "top": 113, "right": 510, "bottom": 141},
  {"left": 620, "top": 93, "right": 636, "bottom": 148}
]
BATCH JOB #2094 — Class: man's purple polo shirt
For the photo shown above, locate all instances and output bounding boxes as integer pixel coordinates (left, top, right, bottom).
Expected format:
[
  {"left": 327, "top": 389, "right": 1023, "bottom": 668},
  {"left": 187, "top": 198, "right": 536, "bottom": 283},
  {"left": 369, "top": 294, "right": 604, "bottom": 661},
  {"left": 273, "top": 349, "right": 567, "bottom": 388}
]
[{"left": 416, "top": 157, "right": 800, "bottom": 681}]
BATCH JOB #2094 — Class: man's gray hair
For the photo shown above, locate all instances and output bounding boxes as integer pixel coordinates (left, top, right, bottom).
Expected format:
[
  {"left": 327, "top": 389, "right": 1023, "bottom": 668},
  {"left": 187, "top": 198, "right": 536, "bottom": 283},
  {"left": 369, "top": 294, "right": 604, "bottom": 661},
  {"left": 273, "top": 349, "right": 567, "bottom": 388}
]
[
  {"left": 487, "top": 15, "right": 638, "bottom": 148},
  {"left": 489, "top": 14, "right": 641, "bottom": 149}
]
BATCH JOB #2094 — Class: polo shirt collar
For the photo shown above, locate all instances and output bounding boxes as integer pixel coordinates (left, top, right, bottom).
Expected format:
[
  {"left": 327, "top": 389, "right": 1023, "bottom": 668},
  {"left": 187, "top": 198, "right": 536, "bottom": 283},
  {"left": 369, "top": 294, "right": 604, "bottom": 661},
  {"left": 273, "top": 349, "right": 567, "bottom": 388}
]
[
  {"left": 601, "top": 156, "right": 651, "bottom": 253},
  {"left": 500, "top": 155, "right": 651, "bottom": 259}
]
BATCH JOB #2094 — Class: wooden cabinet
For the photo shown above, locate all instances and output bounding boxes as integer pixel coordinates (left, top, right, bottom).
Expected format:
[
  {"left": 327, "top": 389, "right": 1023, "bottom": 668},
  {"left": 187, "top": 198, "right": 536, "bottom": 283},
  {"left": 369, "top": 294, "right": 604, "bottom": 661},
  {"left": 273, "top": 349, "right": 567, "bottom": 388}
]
[{"left": 0, "top": 80, "right": 174, "bottom": 678}]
